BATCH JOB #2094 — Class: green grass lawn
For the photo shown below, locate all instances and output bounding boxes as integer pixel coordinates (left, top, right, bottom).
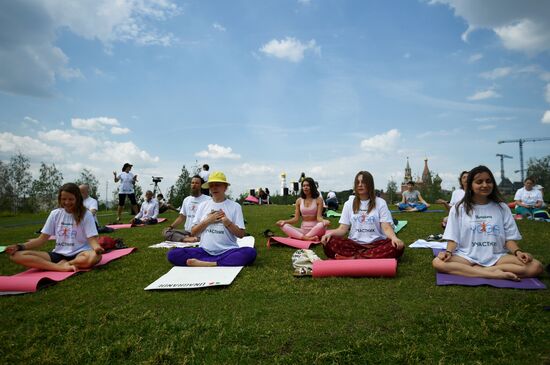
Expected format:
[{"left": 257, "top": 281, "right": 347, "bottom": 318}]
[{"left": 1, "top": 205, "right": 549, "bottom": 364}]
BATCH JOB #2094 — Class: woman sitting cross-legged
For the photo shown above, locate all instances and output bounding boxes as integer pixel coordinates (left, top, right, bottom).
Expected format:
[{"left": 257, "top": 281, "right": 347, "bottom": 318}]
[
  {"left": 276, "top": 177, "right": 329, "bottom": 241},
  {"left": 167, "top": 171, "right": 256, "bottom": 267},
  {"left": 321, "top": 171, "right": 404, "bottom": 259},
  {"left": 514, "top": 176, "right": 544, "bottom": 218},
  {"left": 5, "top": 183, "right": 103, "bottom": 272},
  {"left": 432, "top": 165, "right": 543, "bottom": 280}
]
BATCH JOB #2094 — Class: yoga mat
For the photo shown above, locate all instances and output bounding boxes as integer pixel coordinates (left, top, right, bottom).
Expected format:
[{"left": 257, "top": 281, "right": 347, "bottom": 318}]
[
  {"left": 145, "top": 266, "right": 243, "bottom": 290},
  {"left": 0, "top": 246, "right": 5, "bottom": 253},
  {"left": 244, "top": 195, "right": 259, "bottom": 204},
  {"left": 149, "top": 236, "right": 255, "bottom": 249},
  {"left": 0, "top": 247, "right": 137, "bottom": 295},
  {"left": 432, "top": 249, "right": 546, "bottom": 290},
  {"left": 267, "top": 236, "right": 319, "bottom": 249},
  {"left": 312, "top": 259, "right": 397, "bottom": 278},
  {"left": 326, "top": 210, "right": 341, "bottom": 218},
  {"left": 409, "top": 239, "right": 447, "bottom": 249},
  {"left": 394, "top": 220, "right": 408, "bottom": 233},
  {"left": 106, "top": 217, "right": 167, "bottom": 229}
]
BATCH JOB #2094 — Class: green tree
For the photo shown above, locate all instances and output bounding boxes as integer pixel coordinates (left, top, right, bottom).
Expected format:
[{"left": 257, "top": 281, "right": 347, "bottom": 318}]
[
  {"left": 168, "top": 165, "right": 192, "bottom": 207},
  {"left": 7, "top": 152, "right": 33, "bottom": 214},
  {"left": 386, "top": 180, "right": 398, "bottom": 204},
  {"left": 30, "top": 162, "right": 64, "bottom": 212},
  {"left": 75, "top": 168, "right": 100, "bottom": 199},
  {"left": 0, "top": 161, "right": 13, "bottom": 211},
  {"left": 526, "top": 155, "right": 550, "bottom": 201}
]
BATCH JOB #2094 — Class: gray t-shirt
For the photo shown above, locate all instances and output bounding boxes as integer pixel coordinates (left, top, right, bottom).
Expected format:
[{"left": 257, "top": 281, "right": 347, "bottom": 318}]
[{"left": 403, "top": 190, "right": 420, "bottom": 204}]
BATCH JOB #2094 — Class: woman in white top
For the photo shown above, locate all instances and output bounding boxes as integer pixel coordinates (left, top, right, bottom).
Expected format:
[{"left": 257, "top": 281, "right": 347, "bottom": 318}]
[
  {"left": 514, "top": 177, "right": 544, "bottom": 218},
  {"left": 433, "top": 165, "right": 543, "bottom": 280},
  {"left": 113, "top": 162, "right": 138, "bottom": 222},
  {"left": 436, "top": 170, "right": 468, "bottom": 227},
  {"left": 321, "top": 171, "right": 404, "bottom": 259},
  {"left": 5, "top": 183, "right": 103, "bottom": 272}
]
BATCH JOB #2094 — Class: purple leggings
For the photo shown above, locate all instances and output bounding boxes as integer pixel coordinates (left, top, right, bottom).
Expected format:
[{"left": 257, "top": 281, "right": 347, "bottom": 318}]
[
  {"left": 281, "top": 221, "right": 326, "bottom": 239},
  {"left": 167, "top": 247, "right": 257, "bottom": 267}
]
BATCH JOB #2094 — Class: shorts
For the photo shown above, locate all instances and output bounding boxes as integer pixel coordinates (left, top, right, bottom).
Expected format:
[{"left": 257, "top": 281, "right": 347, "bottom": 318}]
[
  {"left": 49, "top": 252, "right": 79, "bottom": 263},
  {"left": 119, "top": 193, "right": 137, "bottom": 206}
]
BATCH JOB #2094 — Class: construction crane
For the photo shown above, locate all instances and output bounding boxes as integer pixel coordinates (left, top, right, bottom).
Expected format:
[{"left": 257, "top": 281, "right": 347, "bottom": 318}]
[
  {"left": 497, "top": 137, "right": 550, "bottom": 181},
  {"left": 495, "top": 154, "right": 512, "bottom": 182}
]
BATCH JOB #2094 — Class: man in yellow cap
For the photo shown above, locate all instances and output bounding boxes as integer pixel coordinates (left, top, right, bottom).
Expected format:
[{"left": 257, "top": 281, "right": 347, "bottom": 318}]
[{"left": 167, "top": 171, "right": 256, "bottom": 267}]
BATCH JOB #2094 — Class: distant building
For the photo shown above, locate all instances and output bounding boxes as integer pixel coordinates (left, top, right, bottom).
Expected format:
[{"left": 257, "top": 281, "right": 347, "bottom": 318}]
[{"left": 401, "top": 157, "right": 432, "bottom": 192}]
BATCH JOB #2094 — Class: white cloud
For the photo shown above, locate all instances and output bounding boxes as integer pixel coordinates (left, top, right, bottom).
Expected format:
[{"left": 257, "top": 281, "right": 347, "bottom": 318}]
[
  {"left": 260, "top": 37, "right": 320, "bottom": 63},
  {"left": 24, "top": 116, "right": 39, "bottom": 124},
  {"left": 472, "top": 116, "right": 515, "bottom": 122},
  {"left": 467, "top": 88, "right": 501, "bottom": 101},
  {"left": 545, "top": 84, "right": 550, "bottom": 103},
  {"left": 233, "top": 163, "right": 274, "bottom": 176},
  {"left": 467, "top": 53, "right": 483, "bottom": 63},
  {"left": 480, "top": 67, "right": 512, "bottom": 80},
  {"left": 71, "top": 117, "right": 120, "bottom": 131},
  {"left": 195, "top": 144, "right": 241, "bottom": 160},
  {"left": 90, "top": 141, "right": 160, "bottom": 164},
  {"left": 542, "top": 110, "right": 550, "bottom": 124},
  {"left": 111, "top": 126, "right": 131, "bottom": 135},
  {"left": 0, "top": 132, "right": 63, "bottom": 158},
  {"left": 477, "top": 124, "right": 496, "bottom": 130},
  {"left": 0, "top": 0, "right": 180, "bottom": 97},
  {"left": 360, "top": 129, "right": 401, "bottom": 152},
  {"left": 212, "top": 22, "right": 226, "bottom": 32},
  {"left": 432, "top": 0, "right": 550, "bottom": 54},
  {"left": 38, "top": 129, "right": 98, "bottom": 154}
]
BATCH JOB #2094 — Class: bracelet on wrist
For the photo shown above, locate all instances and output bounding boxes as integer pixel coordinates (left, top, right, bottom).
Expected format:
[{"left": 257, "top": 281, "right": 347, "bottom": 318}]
[
  {"left": 17, "top": 244, "right": 25, "bottom": 251},
  {"left": 445, "top": 250, "right": 453, "bottom": 255},
  {"left": 513, "top": 249, "right": 523, "bottom": 256}
]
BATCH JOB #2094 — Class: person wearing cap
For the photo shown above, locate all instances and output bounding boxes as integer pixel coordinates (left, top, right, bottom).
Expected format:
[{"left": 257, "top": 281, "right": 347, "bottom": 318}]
[
  {"left": 167, "top": 171, "right": 256, "bottom": 267},
  {"left": 113, "top": 163, "right": 138, "bottom": 222}
]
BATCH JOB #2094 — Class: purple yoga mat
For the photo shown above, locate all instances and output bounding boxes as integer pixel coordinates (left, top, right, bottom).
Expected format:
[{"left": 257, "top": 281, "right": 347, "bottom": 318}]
[{"left": 432, "top": 249, "right": 546, "bottom": 290}]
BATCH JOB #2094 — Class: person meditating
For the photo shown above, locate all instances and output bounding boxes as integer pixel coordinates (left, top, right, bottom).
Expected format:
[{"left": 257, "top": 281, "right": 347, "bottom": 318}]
[
  {"left": 514, "top": 177, "right": 543, "bottom": 218},
  {"left": 398, "top": 181, "right": 430, "bottom": 212},
  {"left": 436, "top": 170, "right": 468, "bottom": 227},
  {"left": 321, "top": 171, "right": 404, "bottom": 259},
  {"left": 130, "top": 190, "right": 159, "bottom": 225},
  {"left": 5, "top": 183, "right": 103, "bottom": 272},
  {"left": 276, "top": 177, "right": 329, "bottom": 241},
  {"left": 167, "top": 172, "right": 256, "bottom": 267},
  {"left": 432, "top": 165, "right": 543, "bottom": 281}
]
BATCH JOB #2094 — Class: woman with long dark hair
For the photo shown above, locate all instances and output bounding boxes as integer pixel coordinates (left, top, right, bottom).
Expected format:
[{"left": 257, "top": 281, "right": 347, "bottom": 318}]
[
  {"left": 276, "top": 177, "right": 328, "bottom": 241},
  {"left": 5, "top": 183, "right": 103, "bottom": 271},
  {"left": 321, "top": 171, "right": 404, "bottom": 259},
  {"left": 433, "top": 165, "right": 543, "bottom": 280}
]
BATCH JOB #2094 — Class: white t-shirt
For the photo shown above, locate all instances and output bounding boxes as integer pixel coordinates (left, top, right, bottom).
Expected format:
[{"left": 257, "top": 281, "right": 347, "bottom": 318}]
[
  {"left": 339, "top": 196, "right": 393, "bottom": 244},
  {"left": 180, "top": 194, "right": 211, "bottom": 231},
  {"left": 449, "top": 189, "right": 465, "bottom": 206},
  {"left": 41, "top": 208, "right": 98, "bottom": 256},
  {"left": 327, "top": 191, "right": 337, "bottom": 200},
  {"left": 117, "top": 172, "right": 135, "bottom": 194},
  {"left": 199, "top": 170, "right": 210, "bottom": 182},
  {"left": 135, "top": 199, "right": 159, "bottom": 220},
  {"left": 443, "top": 201, "right": 521, "bottom": 266},
  {"left": 83, "top": 196, "right": 99, "bottom": 225},
  {"left": 514, "top": 187, "right": 543, "bottom": 207},
  {"left": 193, "top": 198, "right": 245, "bottom": 255}
]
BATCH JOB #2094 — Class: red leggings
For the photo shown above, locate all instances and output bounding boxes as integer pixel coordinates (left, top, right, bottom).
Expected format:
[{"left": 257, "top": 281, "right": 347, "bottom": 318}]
[{"left": 323, "top": 237, "right": 404, "bottom": 259}]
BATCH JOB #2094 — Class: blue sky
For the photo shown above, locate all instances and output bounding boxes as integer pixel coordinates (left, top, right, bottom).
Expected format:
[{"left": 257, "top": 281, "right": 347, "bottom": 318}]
[{"left": 1, "top": 0, "right": 549, "bottom": 201}]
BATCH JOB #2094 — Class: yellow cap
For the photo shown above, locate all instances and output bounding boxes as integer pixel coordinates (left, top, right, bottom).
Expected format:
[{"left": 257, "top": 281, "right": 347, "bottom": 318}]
[{"left": 202, "top": 171, "right": 230, "bottom": 189}]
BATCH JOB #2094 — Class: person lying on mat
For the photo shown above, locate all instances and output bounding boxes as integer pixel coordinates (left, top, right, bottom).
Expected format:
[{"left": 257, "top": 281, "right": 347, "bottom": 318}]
[
  {"left": 398, "top": 181, "right": 430, "bottom": 212},
  {"left": 436, "top": 170, "right": 468, "bottom": 227},
  {"left": 130, "top": 190, "right": 159, "bottom": 225},
  {"left": 5, "top": 183, "right": 103, "bottom": 272},
  {"left": 514, "top": 176, "right": 543, "bottom": 218},
  {"left": 320, "top": 171, "right": 404, "bottom": 259},
  {"left": 164, "top": 175, "right": 211, "bottom": 243},
  {"left": 432, "top": 165, "right": 543, "bottom": 281},
  {"left": 276, "top": 177, "right": 329, "bottom": 241},
  {"left": 167, "top": 172, "right": 256, "bottom": 267}
]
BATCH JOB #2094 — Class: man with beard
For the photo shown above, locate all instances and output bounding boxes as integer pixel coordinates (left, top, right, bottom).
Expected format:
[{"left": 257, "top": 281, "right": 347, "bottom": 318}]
[{"left": 163, "top": 175, "right": 211, "bottom": 242}]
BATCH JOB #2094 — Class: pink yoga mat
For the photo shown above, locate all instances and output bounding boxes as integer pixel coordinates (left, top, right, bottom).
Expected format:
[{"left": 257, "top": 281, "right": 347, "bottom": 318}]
[
  {"left": 312, "top": 259, "right": 397, "bottom": 278},
  {"left": 267, "top": 236, "right": 319, "bottom": 249},
  {"left": 106, "top": 217, "right": 167, "bottom": 229},
  {"left": 245, "top": 195, "right": 259, "bottom": 204},
  {"left": 0, "top": 247, "right": 136, "bottom": 294}
]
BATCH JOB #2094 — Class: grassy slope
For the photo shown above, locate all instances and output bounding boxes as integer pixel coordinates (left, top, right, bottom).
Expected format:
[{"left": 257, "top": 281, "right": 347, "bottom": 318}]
[{"left": 0, "top": 205, "right": 549, "bottom": 364}]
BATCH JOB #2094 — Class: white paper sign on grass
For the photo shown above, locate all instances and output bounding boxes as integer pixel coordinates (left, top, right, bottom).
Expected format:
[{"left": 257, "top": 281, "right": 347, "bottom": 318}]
[{"left": 145, "top": 266, "right": 243, "bottom": 290}]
